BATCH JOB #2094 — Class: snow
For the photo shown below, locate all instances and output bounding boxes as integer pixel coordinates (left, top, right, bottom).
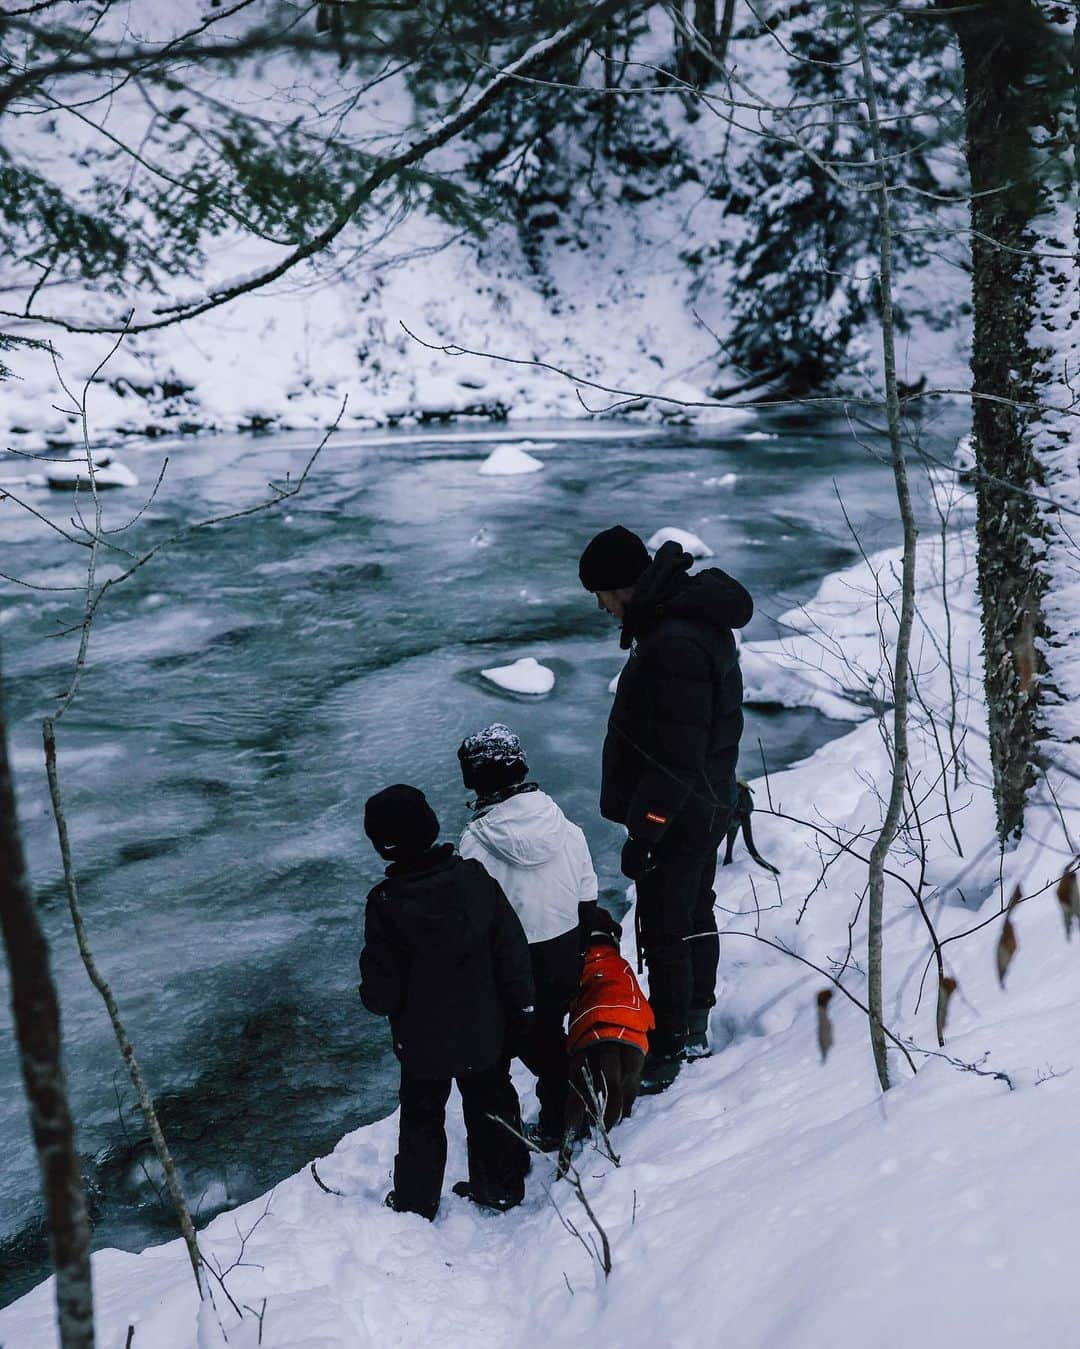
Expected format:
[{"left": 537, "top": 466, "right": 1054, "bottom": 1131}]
[
  {"left": 40, "top": 452, "right": 139, "bottom": 490},
  {"left": 646, "top": 526, "right": 714, "bottom": 557},
  {"left": 608, "top": 670, "right": 622, "bottom": 694},
  {"left": 702, "top": 473, "right": 738, "bottom": 488},
  {"left": 5, "top": 522, "right": 1080, "bottom": 1348},
  {"left": 0, "top": 8, "right": 968, "bottom": 443},
  {"left": 741, "top": 530, "right": 979, "bottom": 724},
  {"left": 953, "top": 433, "right": 976, "bottom": 480},
  {"left": 480, "top": 657, "right": 555, "bottom": 695},
  {"left": 478, "top": 444, "right": 545, "bottom": 476}
]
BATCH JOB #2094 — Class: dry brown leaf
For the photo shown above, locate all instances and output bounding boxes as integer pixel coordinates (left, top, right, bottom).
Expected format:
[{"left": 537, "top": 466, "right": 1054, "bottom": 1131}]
[
  {"left": 1057, "top": 871, "right": 1078, "bottom": 941},
  {"left": 997, "top": 916, "right": 1017, "bottom": 987},
  {"left": 816, "top": 988, "right": 833, "bottom": 1063},
  {"left": 936, "top": 974, "right": 958, "bottom": 1045}
]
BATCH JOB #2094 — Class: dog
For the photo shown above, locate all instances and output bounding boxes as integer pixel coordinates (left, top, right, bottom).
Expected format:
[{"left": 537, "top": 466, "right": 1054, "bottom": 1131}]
[
  {"left": 722, "top": 780, "right": 779, "bottom": 875},
  {"left": 559, "top": 910, "right": 653, "bottom": 1175}
]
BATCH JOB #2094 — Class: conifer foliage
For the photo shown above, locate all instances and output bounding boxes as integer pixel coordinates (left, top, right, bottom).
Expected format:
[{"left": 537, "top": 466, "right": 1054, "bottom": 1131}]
[{"left": 724, "top": 3, "right": 956, "bottom": 393}]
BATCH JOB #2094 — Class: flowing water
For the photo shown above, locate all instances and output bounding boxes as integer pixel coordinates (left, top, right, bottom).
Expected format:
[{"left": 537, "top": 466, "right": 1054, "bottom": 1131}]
[{"left": 0, "top": 409, "right": 964, "bottom": 1305}]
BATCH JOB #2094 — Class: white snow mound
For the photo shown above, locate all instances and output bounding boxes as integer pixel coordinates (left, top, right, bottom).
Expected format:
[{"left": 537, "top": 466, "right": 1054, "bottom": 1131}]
[
  {"left": 44, "top": 451, "right": 138, "bottom": 490},
  {"left": 647, "top": 526, "right": 714, "bottom": 557},
  {"left": 703, "top": 473, "right": 738, "bottom": 488},
  {"left": 478, "top": 444, "right": 544, "bottom": 476},
  {"left": 480, "top": 656, "right": 555, "bottom": 695}
]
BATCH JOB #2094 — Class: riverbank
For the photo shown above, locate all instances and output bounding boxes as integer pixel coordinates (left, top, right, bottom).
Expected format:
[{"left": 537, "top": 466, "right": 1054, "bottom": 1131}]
[{"left": 5, "top": 504, "right": 1076, "bottom": 1348}]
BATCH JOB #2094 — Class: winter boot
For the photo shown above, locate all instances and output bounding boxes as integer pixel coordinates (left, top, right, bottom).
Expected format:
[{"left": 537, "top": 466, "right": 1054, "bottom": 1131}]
[
  {"left": 638, "top": 1050, "right": 682, "bottom": 1096},
  {"left": 684, "top": 1009, "right": 711, "bottom": 1061},
  {"left": 451, "top": 1180, "right": 522, "bottom": 1213}
]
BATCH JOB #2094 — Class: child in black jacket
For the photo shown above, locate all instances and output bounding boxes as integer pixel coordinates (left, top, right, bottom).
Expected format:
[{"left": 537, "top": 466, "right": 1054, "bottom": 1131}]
[{"left": 359, "top": 784, "right": 534, "bottom": 1219}]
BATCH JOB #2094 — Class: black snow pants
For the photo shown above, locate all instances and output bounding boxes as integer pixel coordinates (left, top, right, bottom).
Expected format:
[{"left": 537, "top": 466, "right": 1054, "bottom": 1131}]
[
  {"left": 394, "top": 1058, "right": 527, "bottom": 1220},
  {"left": 516, "top": 926, "right": 583, "bottom": 1138},
  {"left": 635, "top": 830, "right": 724, "bottom": 1059}
]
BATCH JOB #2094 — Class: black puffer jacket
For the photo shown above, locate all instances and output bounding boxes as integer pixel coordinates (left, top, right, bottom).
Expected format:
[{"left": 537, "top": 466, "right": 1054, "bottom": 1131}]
[
  {"left": 601, "top": 541, "right": 753, "bottom": 850},
  {"left": 359, "top": 845, "right": 535, "bottom": 1078}
]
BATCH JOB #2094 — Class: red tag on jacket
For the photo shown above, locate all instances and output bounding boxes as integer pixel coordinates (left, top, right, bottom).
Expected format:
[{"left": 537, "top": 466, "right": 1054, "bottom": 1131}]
[{"left": 645, "top": 811, "right": 667, "bottom": 824}]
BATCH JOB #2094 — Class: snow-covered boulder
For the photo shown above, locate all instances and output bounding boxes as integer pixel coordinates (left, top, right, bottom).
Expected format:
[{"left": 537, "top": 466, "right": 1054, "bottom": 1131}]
[
  {"left": 703, "top": 473, "right": 738, "bottom": 488},
  {"left": 481, "top": 656, "right": 555, "bottom": 695},
  {"left": 43, "top": 451, "right": 138, "bottom": 490},
  {"left": 478, "top": 444, "right": 544, "bottom": 476},
  {"left": 647, "top": 526, "right": 714, "bottom": 558}
]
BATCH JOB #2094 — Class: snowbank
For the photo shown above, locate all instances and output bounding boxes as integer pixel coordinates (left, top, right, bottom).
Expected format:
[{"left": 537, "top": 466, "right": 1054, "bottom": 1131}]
[
  {"left": 740, "top": 529, "right": 980, "bottom": 724},
  {"left": 6, "top": 529, "right": 1078, "bottom": 1349},
  {"left": 480, "top": 657, "right": 555, "bottom": 695}
]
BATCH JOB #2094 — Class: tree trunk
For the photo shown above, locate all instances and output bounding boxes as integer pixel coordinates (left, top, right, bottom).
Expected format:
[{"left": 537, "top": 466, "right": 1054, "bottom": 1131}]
[
  {"left": 942, "top": 0, "right": 1080, "bottom": 836},
  {"left": 676, "top": 0, "right": 724, "bottom": 86},
  {"left": 0, "top": 663, "right": 95, "bottom": 1347}
]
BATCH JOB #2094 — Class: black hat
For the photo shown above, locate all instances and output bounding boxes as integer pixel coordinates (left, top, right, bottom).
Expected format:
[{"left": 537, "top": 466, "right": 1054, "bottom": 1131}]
[
  {"left": 458, "top": 723, "right": 528, "bottom": 796},
  {"left": 578, "top": 526, "right": 651, "bottom": 592},
  {"left": 364, "top": 784, "right": 439, "bottom": 860}
]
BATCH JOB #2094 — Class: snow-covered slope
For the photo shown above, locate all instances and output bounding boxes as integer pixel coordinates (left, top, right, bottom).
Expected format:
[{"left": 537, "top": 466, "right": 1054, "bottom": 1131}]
[
  {"left": 4, "top": 521, "right": 1077, "bottom": 1349},
  {"left": 0, "top": 10, "right": 971, "bottom": 449}
]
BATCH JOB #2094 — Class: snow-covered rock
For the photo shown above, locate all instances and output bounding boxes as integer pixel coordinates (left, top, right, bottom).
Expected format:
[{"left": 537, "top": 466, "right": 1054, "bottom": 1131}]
[
  {"left": 478, "top": 445, "right": 544, "bottom": 476},
  {"left": 480, "top": 656, "right": 555, "bottom": 695},
  {"left": 43, "top": 451, "right": 139, "bottom": 490},
  {"left": 703, "top": 473, "right": 738, "bottom": 488},
  {"left": 647, "top": 526, "right": 714, "bottom": 557}
]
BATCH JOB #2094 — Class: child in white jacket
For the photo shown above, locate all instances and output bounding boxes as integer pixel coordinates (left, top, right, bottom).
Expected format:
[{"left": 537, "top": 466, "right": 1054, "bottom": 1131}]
[{"left": 458, "top": 724, "right": 598, "bottom": 1150}]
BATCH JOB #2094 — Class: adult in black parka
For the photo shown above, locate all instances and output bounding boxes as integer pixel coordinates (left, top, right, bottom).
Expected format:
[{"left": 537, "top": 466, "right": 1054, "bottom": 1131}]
[
  {"left": 359, "top": 784, "right": 534, "bottom": 1218},
  {"left": 579, "top": 527, "right": 753, "bottom": 1092}
]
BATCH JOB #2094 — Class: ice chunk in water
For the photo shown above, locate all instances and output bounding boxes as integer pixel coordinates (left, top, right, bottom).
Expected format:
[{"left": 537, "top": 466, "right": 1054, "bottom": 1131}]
[
  {"left": 647, "top": 526, "right": 714, "bottom": 557},
  {"left": 480, "top": 656, "right": 555, "bottom": 695},
  {"left": 703, "top": 473, "right": 738, "bottom": 488},
  {"left": 478, "top": 444, "right": 544, "bottom": 476}
]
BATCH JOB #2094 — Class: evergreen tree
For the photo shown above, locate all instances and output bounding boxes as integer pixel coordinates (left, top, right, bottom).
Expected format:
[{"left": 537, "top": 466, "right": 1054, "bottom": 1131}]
[{"left": 724, "top": 4, "right": 955, "bottom": 393}]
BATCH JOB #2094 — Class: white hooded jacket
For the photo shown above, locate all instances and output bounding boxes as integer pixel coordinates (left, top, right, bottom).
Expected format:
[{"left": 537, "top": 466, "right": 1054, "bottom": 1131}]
[{"left": 459, "top": 790, "right": 598, "bottom": 945}]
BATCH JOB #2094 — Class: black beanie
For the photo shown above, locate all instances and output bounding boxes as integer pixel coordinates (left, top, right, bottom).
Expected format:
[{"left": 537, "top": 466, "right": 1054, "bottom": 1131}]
[
  {"left": 364, "top": 784, "right": 439, "bottom": 860},
  {"left": 578, "top": 526, "right": 651, "bottom": 592},
  {"left": 458, "top": 723, "right": 529, "bottom": 796}
]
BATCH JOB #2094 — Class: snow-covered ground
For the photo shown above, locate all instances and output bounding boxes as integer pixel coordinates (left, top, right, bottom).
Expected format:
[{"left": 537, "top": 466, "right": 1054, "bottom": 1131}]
[
  {"left": 0, "top": 9, "right": 971, "bottom": 448},
  {"left": 5, "top": 508, "right": 1078, "bottom": 1349}
]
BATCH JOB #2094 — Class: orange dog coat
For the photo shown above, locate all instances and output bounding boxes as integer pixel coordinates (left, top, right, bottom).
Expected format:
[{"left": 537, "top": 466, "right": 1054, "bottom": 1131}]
[{"left": 566, "top": 942, "right": 655, "bottom": 1057}]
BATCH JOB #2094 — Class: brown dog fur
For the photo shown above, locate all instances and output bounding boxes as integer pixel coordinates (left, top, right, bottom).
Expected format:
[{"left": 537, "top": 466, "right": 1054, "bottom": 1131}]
[{"left": 559, "top": 1040, "right": 644, "bottom": 1174}]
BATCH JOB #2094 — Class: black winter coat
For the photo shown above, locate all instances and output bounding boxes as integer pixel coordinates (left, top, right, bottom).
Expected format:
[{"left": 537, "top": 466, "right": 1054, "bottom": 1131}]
[
  {"left": 358, "top": 845, "right": 535, "bottom": 1079},
  {"left": 601, "top": 541, "right": 753, "bottom": 851}
]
